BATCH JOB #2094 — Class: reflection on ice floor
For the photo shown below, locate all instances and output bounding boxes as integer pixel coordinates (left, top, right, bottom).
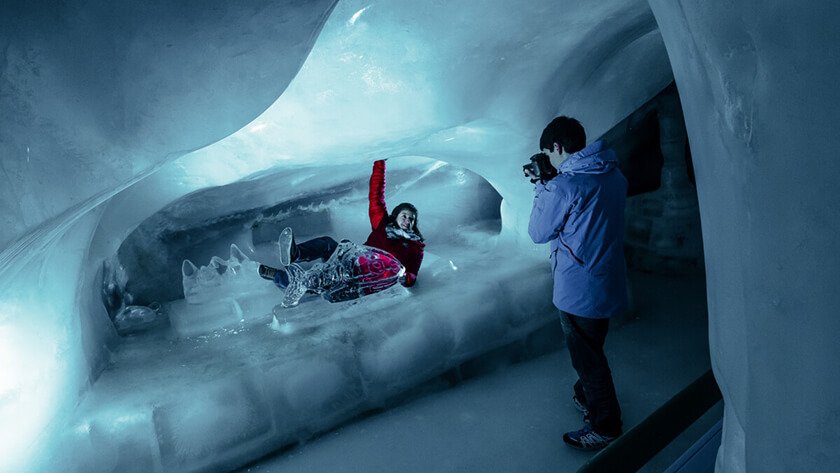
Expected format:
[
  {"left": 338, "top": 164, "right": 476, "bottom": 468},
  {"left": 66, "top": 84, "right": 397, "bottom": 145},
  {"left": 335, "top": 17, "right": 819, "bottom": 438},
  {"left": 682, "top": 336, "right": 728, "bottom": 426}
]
[{"left": 58, "top": 235, "right": 559, "bottom": 473}]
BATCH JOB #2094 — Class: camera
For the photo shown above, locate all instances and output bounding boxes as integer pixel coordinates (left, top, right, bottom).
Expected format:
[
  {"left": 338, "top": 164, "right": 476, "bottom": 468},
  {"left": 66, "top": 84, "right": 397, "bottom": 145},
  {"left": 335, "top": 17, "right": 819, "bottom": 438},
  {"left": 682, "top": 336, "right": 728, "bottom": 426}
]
[{"left": 523, "top": 152, "right": 558, "bottom": 183}]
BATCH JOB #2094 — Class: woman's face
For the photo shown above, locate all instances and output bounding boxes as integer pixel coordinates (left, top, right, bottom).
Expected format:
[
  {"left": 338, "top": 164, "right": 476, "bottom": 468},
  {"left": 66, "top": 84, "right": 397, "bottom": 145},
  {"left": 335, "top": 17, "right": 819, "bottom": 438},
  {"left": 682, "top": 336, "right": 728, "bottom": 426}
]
[{"left": 396, "top": 209, "right": 416, "bottom": 231}]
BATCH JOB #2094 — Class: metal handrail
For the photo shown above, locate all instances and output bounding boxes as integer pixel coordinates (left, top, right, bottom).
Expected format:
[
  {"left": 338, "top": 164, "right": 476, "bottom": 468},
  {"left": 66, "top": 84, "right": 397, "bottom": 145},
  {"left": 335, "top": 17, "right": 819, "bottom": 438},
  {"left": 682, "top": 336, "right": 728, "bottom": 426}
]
[{"left": 577, "top": 368, "right": 722, "bottom": 473}]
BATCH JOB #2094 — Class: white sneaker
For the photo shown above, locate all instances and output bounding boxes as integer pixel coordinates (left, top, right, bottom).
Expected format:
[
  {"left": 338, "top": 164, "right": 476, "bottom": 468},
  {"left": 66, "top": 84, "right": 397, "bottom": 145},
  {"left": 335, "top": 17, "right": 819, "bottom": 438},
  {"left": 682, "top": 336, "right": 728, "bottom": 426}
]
[{"left": 278, "top": 227, "right": 294, "bottom": 266}]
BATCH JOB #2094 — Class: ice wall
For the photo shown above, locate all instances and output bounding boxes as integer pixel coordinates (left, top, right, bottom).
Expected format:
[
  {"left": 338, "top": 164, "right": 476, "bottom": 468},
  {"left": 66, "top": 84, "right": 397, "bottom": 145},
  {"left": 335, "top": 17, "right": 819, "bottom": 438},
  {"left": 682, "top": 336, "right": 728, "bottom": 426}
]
[
  {"left": 173, "top": 0, "right": 673, "bottom": 240},
  {"left": 0, "top": 1, "right": 337, "bottom": 251},
  {"left": 0, "top": 2, "right": 336, "bottom": 471},
  {"left": 648, "top": 2, "right": 840, "bottom": 472}
]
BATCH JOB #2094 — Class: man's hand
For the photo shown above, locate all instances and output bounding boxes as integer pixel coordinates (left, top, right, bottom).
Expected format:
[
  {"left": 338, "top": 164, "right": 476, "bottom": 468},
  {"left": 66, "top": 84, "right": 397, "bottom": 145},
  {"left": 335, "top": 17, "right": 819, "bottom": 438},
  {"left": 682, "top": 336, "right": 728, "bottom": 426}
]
[{"left": 523, "top": 167, "right": 539, "bottom": 184}]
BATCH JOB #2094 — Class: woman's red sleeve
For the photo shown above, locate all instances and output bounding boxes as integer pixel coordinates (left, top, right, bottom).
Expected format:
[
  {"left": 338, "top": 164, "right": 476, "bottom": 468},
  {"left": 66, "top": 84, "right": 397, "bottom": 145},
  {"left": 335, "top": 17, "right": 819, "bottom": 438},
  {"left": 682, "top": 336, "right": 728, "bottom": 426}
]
[
  {"left": 402, "top": 272, "right": 417, "bottom": 287},
  {"left": 400, "top": 246, "right": 424, "bottom": 287},
  {"left": 369, "top": 160, "right": 387, "bottom": 229}
]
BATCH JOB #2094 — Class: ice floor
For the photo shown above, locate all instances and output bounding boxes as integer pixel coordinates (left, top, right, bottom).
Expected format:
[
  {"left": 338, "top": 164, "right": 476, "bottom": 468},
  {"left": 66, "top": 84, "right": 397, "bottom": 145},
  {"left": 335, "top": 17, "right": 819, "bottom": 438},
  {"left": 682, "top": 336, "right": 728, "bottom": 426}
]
[{"left": 237, "top": 269, "right": 717, "bottom": 473}]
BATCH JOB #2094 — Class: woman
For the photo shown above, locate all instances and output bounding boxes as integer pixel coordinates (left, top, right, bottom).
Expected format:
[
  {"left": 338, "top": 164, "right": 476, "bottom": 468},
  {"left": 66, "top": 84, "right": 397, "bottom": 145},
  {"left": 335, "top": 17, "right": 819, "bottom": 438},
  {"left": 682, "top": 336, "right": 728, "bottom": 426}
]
[
  {"left": 259, "top": 159, "right": 425, "bottom": 304},
  {"left": 361, "top": 159, "right": 425, "bottom": 287}
]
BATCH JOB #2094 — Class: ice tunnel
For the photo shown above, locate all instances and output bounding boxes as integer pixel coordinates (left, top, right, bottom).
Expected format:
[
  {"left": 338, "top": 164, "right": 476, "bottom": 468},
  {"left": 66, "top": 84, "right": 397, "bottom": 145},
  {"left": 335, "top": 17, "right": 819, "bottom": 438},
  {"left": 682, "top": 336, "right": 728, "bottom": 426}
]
[{"left": 1, "top": 1, "right": 839, "bottom": 472}]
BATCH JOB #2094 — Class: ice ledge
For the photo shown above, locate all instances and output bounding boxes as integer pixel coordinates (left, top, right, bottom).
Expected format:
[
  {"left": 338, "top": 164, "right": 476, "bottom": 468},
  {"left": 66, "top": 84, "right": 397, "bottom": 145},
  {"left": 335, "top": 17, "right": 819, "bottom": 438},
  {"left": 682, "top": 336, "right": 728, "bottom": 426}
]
[{"left": 54, "top": 253, "right": 563, "bottom": 472}]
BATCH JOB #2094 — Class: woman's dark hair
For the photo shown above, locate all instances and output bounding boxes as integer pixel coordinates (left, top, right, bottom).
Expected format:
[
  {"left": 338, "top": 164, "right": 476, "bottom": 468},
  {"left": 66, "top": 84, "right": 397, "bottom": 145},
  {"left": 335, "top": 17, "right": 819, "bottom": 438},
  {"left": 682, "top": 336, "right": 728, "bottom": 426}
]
[
  {"left": 389, "top": 202, "right": 424, "bottom": 241},
  {"left": 539, "top": 116, "right": 586, "bottom": 154}
]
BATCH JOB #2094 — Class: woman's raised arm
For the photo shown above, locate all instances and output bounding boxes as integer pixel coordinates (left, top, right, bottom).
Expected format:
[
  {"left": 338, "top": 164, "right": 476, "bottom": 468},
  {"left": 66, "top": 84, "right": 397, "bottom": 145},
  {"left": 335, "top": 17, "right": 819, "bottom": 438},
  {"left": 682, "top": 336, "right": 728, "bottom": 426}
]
[{"left": 368, "top": 159, "right": 388, "bottom": 229}]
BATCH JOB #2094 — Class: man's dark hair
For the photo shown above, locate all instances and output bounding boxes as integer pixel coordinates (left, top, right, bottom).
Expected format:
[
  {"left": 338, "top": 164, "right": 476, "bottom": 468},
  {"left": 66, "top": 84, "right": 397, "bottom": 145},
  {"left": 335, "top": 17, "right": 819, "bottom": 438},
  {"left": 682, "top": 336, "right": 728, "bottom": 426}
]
[
  {"left": 389, "top": 202, "right": 424, "bottom": 241},
  {"left": 539, "top": 116, "right": 586, "bottom": 154}
]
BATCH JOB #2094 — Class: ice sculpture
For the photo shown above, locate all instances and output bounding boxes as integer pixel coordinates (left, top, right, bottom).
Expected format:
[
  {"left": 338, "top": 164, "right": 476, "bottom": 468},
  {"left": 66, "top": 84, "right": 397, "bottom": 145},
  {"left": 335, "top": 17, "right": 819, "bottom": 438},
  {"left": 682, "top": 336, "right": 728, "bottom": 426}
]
[
  {"left": 182, "top": 244, "right": 266, "bottom": 304},
  {"left": 113, "top": 304, "right": 162, "bottom": 335},
  {"left": 165, "top": 244, "right": 277, "bottom": 337},
  {"left": 102, "top": 256, "right": 131, "bottom": 313},
  {"left": 279, "top": 240, "right": 406, "bottom": 308}
]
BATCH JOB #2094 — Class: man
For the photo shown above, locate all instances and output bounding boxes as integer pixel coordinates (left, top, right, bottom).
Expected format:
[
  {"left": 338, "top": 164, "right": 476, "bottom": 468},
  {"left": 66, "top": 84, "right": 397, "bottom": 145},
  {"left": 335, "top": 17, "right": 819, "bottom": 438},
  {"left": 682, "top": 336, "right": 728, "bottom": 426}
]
[{"left": 526, "top": 116, "right": 627, "bottom": 450}]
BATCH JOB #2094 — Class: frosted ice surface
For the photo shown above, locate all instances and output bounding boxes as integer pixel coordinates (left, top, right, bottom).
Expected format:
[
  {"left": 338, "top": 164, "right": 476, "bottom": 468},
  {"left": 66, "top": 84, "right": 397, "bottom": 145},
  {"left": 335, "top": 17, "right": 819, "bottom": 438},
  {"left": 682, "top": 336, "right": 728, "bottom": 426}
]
[{"left": 153, "top": 376, "right": 273, "bottom": 471}]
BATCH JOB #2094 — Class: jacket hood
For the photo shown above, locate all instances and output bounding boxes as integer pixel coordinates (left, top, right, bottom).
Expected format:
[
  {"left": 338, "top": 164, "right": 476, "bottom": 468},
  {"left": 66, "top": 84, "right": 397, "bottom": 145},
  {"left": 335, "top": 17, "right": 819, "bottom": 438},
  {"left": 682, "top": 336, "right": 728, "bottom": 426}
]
[{"left": 558, "top": 140, "right": 618, "bottom": 175}]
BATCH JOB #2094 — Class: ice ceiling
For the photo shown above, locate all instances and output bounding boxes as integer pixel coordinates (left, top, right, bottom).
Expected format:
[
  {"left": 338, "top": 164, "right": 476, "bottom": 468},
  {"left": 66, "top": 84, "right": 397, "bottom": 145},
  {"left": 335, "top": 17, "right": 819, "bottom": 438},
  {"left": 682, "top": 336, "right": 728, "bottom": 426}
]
[{"left": 2, "top": 0, "right": 839, "bottom": 472}]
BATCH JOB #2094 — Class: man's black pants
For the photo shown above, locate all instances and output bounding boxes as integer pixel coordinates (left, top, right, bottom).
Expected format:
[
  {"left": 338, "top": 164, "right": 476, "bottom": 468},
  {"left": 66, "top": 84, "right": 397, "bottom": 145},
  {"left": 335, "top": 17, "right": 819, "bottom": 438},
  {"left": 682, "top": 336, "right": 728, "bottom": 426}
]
[{"left": 559, "top": 311, "right": 622, "bottom": 436}]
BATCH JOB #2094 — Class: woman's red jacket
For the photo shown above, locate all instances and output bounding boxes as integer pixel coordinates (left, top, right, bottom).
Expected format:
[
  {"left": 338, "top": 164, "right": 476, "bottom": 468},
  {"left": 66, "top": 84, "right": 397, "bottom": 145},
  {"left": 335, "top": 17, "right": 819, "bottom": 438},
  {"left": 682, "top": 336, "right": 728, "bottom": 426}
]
[{"left": 363, "top": 160, "right": 425, "bottom": 287}]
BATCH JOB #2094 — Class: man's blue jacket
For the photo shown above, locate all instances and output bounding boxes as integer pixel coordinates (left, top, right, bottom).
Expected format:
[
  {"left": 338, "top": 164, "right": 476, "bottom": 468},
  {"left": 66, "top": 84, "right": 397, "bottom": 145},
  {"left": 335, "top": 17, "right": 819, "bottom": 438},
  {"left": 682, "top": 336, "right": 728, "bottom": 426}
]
[{"left": 528, "top": 140, "right": 628, "bottom": 318}]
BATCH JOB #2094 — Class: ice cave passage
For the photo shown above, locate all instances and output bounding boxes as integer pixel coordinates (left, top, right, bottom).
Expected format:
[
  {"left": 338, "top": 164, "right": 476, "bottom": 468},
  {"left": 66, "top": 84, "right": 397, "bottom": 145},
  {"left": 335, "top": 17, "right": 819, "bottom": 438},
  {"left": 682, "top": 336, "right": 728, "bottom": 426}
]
[{"left": 1, "top": 1, "right": 839, "bottom": 472}]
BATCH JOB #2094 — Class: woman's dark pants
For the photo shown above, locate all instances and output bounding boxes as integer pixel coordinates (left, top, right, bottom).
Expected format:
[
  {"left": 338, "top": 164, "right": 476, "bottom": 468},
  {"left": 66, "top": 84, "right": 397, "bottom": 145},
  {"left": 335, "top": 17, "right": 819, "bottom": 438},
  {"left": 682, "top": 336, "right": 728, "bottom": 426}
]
[
  {"left": 294, "top": 236, "right": 339, "bottom": 263},
  {"left": 559, "top": 311, "right": 623, "bottom": 436}
]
